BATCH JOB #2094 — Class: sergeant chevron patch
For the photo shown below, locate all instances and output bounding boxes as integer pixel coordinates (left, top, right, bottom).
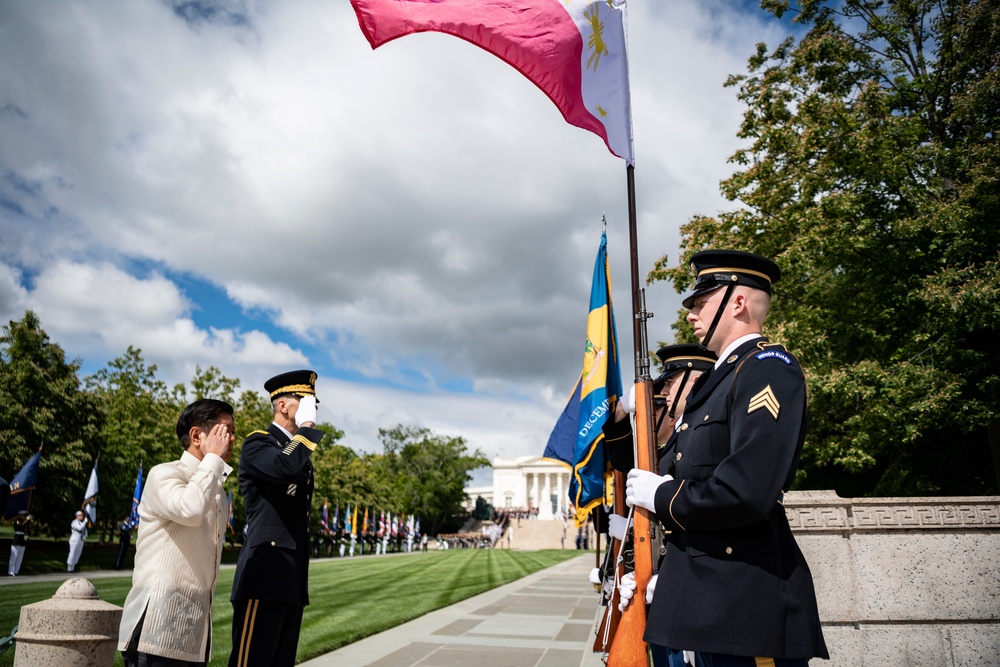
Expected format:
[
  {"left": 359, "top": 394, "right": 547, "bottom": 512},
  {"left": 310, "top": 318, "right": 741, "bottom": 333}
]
[{"left": 748, "top": 385, "right": 780, "bottom": 419}]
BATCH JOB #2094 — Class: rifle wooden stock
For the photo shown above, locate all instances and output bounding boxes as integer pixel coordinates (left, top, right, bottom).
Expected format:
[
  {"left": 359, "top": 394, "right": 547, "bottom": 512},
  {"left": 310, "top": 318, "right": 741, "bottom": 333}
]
[
  {"left": 593, "top": 469, "right": 626, "bottom": 656},
  {"left": 607, "top": 380, "right": 655, "bottom": 667}
]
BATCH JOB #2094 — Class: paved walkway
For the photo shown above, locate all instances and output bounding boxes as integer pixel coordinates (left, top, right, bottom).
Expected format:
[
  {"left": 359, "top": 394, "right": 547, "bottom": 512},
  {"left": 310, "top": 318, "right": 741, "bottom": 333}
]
[{"left": 301, "top": 553, "right": 607, "bottom": 667}]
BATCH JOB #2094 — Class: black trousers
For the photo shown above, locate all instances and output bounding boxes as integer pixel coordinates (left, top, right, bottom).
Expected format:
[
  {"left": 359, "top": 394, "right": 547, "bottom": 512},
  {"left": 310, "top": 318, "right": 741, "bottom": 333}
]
[
  {"left": 122, "top": 609, "right": 206, "bottom": 667},
  {"left": 229, "top": 599, "right": 303, "bottom": 667}
]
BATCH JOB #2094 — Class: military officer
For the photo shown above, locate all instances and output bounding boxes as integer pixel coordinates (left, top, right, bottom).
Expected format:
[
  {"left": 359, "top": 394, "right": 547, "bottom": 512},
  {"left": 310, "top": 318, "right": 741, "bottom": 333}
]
[
  {"left": 625, "top": 250, "right": 829, "bottom": 665},
  {"left": 229, "top": 370, "right": 326, "bottom": 667}
]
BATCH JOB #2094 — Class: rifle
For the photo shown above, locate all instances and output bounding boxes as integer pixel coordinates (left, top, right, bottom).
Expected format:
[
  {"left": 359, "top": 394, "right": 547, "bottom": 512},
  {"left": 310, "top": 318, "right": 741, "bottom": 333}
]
[
  {"left": 606, "top": 378, "right": 655, "bottom": 666},
  {"left": 593, "top": 469, "right": 627, "bottom": 657}
]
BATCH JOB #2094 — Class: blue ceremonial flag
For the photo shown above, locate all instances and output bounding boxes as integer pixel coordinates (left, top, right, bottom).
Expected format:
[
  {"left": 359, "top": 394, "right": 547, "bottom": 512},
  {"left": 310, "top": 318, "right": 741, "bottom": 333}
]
[
  {"left": 542, "top": 377, "right": 581, "bottom": 468},
  {"left": 3, "top": 448, "right": 42, "bottom": 520},
  {"left": 567, "top": 231, "right": 622, "bottom": 526},
  {"left": 128, "top": 463, "right": 143, "bottom": 529}
]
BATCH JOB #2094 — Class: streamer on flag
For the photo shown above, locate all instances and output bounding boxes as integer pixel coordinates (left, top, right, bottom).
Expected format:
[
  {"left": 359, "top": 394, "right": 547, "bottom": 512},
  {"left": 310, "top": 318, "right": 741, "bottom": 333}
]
[
  {"left": 82, "top": 458, "right": 99, "bottom": 527},
  {"left": 349, "top": 0, "right": 634, "bottom": 164}
]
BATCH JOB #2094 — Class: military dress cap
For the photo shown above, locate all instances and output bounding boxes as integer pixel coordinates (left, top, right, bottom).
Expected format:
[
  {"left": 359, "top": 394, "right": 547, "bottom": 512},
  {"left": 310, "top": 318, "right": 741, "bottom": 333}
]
[
  {"left": 681, "top": 249, "right": 782, "bottom": 309},
  {"left": 265, "top": 369, "right": 320, "bottom": 403},
  {"left": 652, "top": 344, "right": 717, "bottom": 392}
]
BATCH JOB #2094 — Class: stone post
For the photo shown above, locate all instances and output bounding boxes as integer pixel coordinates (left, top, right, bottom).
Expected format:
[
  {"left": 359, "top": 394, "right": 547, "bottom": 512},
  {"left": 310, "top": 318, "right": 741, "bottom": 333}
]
[{"left": 15, "top": 577, "right": 123, "bottom": 667}]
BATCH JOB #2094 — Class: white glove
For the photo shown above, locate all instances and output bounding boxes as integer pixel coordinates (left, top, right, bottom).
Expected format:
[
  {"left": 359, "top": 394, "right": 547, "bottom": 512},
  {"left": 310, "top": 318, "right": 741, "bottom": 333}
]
[
  {"left": 607, "top": 513, "right": 628, "bottom": 541},
  {"left": 621, "top": 384, "right": 636, "bottom": 414},
  {"left": 601, "top": 576, "right": 615, "bottom": 600},
  {"left": 294, "top": 395, "right": 318, "bottom": 426},
  {"left": 684, "top": 650, "right": 696, "bottom": 665},
  {"left": 589, "top": 566, "right": 602, "bottom": 586},
  {"left": 625, "top": 468, "right": 673, "bottom": 513},
  {"left": 617, "top": 571, "right": 636, "bottom": 612},
  {"left": 645, "top": 572, "right": 657, "bottom": 604}
]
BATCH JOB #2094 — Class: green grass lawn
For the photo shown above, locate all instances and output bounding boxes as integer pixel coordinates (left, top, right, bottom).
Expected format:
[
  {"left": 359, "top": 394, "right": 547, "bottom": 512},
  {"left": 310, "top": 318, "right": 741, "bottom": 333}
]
[{"left": 0, "top": 548, "right": 580, "bottom": 666}]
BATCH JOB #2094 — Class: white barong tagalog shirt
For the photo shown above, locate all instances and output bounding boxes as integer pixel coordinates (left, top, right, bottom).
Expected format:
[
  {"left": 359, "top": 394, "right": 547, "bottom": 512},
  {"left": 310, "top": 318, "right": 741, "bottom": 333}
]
[{"left": 117, "top": 450, "right": 232, "bottom": 662}]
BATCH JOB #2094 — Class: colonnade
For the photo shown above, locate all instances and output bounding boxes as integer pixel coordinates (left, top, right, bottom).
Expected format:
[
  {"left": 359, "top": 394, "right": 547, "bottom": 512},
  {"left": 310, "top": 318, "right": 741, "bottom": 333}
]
[{"left": 523, "top": 470, "right": 571, "bottom": 519}]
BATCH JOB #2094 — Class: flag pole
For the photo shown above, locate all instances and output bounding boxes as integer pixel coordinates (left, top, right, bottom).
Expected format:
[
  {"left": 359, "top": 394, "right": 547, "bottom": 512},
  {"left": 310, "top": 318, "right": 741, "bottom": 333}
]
[{"left": 607, "top": 164, "right": 654, "bottom": 666}]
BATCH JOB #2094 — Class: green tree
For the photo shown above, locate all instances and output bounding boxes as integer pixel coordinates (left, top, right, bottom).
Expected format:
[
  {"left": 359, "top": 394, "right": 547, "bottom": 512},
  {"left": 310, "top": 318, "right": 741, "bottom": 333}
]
[
  {"left": 0, "top": 312, "right": 103, "bottom": 535},
  {"left": 85, "top": 347, "right": 179, "bottom": 538},
  {"left": 378, "top": 424, "right": 489, "bottom": 535},
  {"left": 650, "top": 0, "right": 999, "bottom": 496}
]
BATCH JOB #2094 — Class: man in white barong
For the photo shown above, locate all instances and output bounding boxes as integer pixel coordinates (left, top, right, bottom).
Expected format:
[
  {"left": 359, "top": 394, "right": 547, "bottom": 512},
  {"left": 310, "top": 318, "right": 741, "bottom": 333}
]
[{"left": 117, "top": 398, "right": 235, "bottom": 667}]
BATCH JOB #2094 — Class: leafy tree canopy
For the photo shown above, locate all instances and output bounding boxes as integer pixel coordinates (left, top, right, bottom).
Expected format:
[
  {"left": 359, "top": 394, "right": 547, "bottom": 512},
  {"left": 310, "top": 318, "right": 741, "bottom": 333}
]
[
  {"left": 1, "top": 311, "right": 491, "bottom": 537},
  {"left": 0, "top": 312, "right": 103, "bottom": 535}
]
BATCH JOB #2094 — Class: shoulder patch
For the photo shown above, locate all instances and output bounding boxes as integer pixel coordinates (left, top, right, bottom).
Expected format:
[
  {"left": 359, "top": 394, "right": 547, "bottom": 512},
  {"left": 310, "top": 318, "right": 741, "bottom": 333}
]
[{"left": 755, "top": 350, "right": 793, "bottom": 365}]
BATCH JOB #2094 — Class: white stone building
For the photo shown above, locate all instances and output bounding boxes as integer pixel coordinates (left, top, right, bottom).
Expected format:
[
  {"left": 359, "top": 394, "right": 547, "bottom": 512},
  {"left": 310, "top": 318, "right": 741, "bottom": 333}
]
[{"left": 464, "top": 455, "right": 573, "bottom": 520}]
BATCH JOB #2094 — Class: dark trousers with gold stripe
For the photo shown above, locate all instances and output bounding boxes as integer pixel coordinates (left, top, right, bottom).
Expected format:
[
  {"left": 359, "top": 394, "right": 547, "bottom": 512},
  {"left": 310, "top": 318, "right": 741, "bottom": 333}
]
[{"left": 228, "top": 599, "right": 303, "bottom": 667}]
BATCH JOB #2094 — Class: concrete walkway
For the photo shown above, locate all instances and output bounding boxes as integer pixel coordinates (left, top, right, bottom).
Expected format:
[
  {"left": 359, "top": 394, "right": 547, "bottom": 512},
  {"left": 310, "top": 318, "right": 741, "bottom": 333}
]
[{"left": 301, "top": 553, "right": 607, "bottom": 667}]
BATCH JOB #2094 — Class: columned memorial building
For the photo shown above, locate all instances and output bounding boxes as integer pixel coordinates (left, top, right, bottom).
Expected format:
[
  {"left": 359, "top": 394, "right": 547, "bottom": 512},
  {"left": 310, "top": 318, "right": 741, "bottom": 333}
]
[{"left": 465, "top": 455, "right": 573, "bottom": 520}]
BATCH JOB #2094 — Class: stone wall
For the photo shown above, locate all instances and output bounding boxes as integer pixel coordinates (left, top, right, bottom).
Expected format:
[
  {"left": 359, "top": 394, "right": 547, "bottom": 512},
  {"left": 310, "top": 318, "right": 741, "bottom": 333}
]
[{"left": 786, "top": 491, "right": 1000, "bottom": 667}]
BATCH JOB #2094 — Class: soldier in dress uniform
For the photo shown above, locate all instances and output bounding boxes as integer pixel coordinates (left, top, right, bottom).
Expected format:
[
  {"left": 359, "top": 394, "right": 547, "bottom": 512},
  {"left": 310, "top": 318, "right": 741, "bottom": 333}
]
[
  {"left": 229, "top": 370, "right": 326, "bottom": 667},
  {"left": 603, "top": 343, "right": 717, "bottom": 474},
  {"left": 625, "top": 250, "right": 829, "bottom": 666},
  {"left": 601, "top": 344, "right": 715, "bottom": 666}
]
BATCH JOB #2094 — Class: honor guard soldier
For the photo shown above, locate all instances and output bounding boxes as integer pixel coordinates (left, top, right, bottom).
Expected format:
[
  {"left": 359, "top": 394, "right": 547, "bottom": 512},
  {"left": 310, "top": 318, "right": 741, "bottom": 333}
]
[
  {"left": 603, "top": 343, "right": 717, "bottom": 474},
  {"left": 229, "top": 370, "right": 326, "bottom": 667},
  {"left": 624, "top": 250, "right": 829, "bottom": 666},
  {"left": 601, "top": 344, "right": 715, "bottom": 665}
]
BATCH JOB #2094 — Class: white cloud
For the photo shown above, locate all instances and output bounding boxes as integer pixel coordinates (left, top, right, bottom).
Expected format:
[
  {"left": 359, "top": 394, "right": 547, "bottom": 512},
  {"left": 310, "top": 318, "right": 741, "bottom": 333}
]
[{"left": 25, "top": 260, "right": 305, "bottom": 382}]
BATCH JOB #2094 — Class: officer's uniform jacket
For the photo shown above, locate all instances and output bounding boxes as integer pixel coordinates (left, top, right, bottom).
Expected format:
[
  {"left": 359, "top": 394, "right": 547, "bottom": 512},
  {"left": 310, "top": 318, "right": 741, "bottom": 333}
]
[
  {"left": 645, "top": 337, "right": 828, "bottom": 660},
  {"left": 230, "top": 422, "right": 324, "bottom": 607}
]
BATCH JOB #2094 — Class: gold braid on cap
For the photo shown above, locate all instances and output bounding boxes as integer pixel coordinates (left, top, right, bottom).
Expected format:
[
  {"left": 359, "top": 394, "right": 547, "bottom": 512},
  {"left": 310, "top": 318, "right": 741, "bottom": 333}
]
[
  {"left": 664, "top": 354, "right": 717, "bottom": 366},
  {"left": 269, "top": 383, "right": 315, "bottom": 399},
  {"left": 697, "top": 266, "right": 773, "bottom": 283}
]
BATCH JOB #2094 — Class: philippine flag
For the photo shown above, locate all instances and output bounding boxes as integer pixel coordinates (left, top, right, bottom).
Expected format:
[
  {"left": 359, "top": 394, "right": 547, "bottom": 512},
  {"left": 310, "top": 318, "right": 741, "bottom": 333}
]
[{"left": 350, "top": 0, "right": 634, "bottom": 164}]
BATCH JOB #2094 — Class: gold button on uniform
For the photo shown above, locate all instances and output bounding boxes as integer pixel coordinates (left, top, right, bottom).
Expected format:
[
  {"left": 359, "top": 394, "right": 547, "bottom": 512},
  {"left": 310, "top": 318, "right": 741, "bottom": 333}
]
[
  {"left": 270, "top": 541, "right": 276, "bottom": 546},
  {"left": 676, "top": 452, "right": 683, "bottom": 461},
  {"left": 725, "top": 546, "right": 733, "bottom": 555},
  {"left": 703, "top": 414, "right": 710, "bottom": 421},
  {"left": 680, "top": 423, "right": 689, "bottom": 431}
]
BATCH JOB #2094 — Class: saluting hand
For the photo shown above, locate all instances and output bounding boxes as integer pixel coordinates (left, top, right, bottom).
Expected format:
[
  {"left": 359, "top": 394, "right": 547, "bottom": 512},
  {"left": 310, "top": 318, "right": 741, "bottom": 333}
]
[
  {"left": 202, "top": 423, "right": 234, "bottom": 461},
  {"left": 295, "top": 395, "right": 318, "bottom": 427}
]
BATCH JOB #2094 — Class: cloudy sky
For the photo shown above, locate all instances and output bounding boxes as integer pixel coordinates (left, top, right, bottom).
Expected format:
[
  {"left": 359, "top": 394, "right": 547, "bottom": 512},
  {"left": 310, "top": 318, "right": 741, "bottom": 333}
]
[{"left": 0, "top": 1, "right": 793, "bottom": 477}]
